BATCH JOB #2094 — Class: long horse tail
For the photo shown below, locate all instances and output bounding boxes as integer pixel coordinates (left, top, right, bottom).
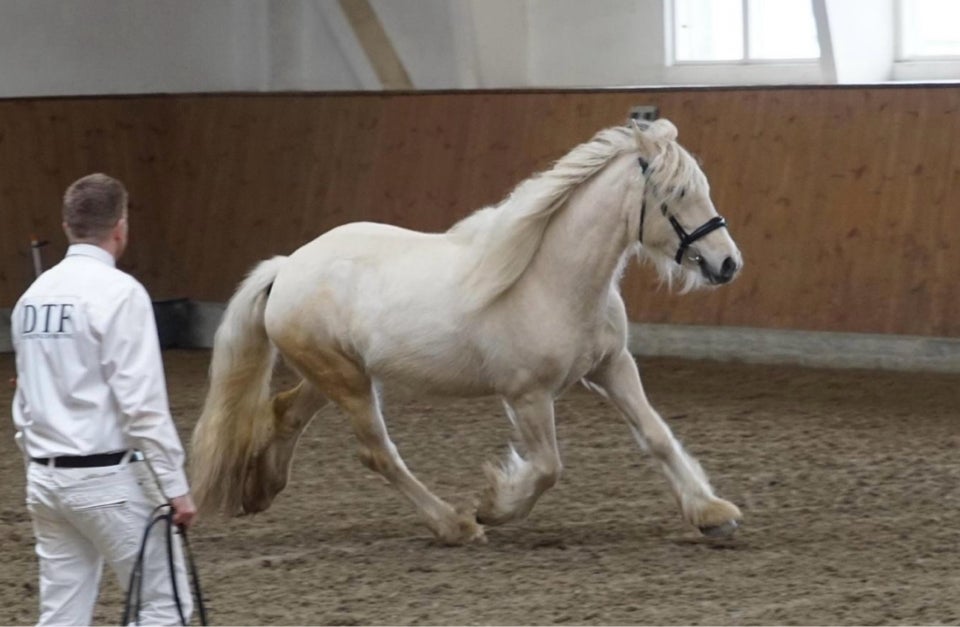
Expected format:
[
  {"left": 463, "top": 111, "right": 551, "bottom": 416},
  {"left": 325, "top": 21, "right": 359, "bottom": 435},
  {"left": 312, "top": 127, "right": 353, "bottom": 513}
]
[{"left": 190, "top": 255, "right": 287, "bottom": 516}]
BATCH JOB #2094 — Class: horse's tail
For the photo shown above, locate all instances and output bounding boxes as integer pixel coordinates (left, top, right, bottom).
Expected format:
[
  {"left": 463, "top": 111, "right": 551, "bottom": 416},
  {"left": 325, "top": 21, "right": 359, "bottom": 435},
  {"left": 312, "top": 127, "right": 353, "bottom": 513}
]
[{"left": 190, "top": 255, "right": 287, "bottom": 516}]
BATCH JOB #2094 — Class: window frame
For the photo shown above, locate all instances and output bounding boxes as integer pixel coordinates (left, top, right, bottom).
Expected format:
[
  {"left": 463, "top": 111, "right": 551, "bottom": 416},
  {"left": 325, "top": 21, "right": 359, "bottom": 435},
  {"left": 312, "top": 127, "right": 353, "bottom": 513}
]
[
  {"left": 663, "top": 0, "right": 823, "bottom": 86},
  {"left": 895, "top": 0, "right": 960, "bottom": 61},
  {"left": 892, "top": 0, "right": 960, "bottom": 81},
  {"left": 667, "top": 0, "right": 821, "bottom": 65}
]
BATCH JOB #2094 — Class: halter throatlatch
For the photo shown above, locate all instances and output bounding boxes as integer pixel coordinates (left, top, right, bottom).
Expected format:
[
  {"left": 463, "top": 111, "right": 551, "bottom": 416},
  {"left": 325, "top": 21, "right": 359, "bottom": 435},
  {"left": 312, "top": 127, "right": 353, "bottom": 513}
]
[{"left": 637, "top": 157, "right": 728, "bottom": 265}]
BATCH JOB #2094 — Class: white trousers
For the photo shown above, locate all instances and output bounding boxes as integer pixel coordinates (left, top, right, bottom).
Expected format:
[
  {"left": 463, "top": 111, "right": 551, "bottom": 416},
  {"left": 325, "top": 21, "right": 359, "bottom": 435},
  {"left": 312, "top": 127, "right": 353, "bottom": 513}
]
[{"left": 25, "top": 459, "right": 192, "bottom": 626}]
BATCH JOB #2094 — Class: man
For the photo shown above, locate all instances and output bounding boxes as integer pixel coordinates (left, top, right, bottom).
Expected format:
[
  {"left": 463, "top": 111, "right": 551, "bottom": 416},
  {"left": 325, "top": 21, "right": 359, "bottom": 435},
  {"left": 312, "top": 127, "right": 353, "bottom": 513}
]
[{"left": 11, "top": 173, "right": 196, "bottom": 625}]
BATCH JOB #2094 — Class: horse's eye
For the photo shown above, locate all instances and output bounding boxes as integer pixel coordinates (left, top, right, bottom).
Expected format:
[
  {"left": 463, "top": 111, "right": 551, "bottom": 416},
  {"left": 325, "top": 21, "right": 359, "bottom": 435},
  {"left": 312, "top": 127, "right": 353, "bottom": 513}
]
[
  {"left": 680, "top": 188, "right": 686, "bottom": 198},
  {"left": 661, "top": 203, "right": 668, "bottom": 215}
]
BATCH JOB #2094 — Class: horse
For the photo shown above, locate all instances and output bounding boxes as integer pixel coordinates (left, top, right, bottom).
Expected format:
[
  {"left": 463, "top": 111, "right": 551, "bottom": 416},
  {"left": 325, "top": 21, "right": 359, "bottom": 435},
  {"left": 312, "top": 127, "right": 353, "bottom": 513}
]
[{"left": 190, "top": 118, "right": 743, "bottom": 545}]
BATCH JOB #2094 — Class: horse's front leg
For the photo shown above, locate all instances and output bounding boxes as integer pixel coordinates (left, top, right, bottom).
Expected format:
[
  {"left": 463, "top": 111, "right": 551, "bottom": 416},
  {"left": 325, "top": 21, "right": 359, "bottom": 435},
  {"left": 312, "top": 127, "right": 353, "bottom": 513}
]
[
  {"left": 587, "top": 349, "right": 741, "bottom": 537},
  {"left": 477, "top": 391, "right": 562, "bottom": 526}
]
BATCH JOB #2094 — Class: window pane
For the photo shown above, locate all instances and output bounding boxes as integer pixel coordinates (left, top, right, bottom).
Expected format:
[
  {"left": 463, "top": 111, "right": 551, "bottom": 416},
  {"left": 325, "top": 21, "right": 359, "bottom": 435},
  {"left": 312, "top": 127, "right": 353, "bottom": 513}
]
[
  {"left": 748, "top": 0, "right": 820, "bottom": 59},
  {"left": 902, "top": 0, "right": 960, "bottom": 57},
  {"left": 675, "top": 0, "right": 744, "bottom": 61}
]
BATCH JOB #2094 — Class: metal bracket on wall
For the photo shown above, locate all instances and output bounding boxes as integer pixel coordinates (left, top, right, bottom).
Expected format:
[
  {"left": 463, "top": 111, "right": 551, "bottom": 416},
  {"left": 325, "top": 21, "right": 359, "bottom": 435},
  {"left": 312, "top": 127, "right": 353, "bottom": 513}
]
[{"left": 629, "top": 105, "right": 659, "bottom": 122}]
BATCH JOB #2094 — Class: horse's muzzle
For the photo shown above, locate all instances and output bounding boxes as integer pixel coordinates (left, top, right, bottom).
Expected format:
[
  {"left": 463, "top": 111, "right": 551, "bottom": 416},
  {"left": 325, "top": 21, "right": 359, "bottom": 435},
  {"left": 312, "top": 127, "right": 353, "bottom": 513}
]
[{"left": 701, "top": 256, "right": 739, "bottom": 285}]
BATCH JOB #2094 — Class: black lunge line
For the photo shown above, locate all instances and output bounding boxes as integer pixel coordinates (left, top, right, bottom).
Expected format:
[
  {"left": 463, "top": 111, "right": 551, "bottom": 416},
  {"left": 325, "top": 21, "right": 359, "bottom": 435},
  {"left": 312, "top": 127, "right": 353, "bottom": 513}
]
[{"left": 122, "top": 504, "right": 208, "bottom": 626}]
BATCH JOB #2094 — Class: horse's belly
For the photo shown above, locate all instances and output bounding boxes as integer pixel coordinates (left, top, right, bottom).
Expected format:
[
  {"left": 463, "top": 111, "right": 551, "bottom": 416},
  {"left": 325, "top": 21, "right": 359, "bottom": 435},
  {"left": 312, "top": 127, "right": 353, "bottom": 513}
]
[
  {"left": 375, "top": 368, "right": 492, "bottom": 398},
  {"left": 364, "top": 337, "right": 492, "bottom": 397}
]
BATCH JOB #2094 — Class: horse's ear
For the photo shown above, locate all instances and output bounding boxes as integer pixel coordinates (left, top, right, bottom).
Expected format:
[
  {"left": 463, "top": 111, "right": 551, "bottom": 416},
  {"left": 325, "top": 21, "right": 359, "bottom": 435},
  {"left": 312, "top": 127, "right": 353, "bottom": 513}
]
[
  {"left": 634, "top": 125, "right": 660, "bottom": 164},
  {"left": 628, "top": 118, "right": 645, "bottom": 138}
]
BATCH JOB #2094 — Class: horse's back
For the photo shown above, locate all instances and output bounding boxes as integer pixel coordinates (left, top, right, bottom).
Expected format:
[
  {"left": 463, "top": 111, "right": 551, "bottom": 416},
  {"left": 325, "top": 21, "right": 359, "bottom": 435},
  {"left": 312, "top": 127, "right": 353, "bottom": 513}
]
[
  {"left": 299, "top": 221, "right": 439, "bottom": 251},
  {"left": 264, "top": 221, "right": 479, "bottom": 374}
]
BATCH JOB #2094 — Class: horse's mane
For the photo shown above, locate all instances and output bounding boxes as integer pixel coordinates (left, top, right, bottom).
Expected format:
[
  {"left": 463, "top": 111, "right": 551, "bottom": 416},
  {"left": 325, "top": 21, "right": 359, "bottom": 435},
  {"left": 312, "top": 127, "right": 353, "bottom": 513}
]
[{"left": 448, "top": 125, "right": 642, "bottom": 307}]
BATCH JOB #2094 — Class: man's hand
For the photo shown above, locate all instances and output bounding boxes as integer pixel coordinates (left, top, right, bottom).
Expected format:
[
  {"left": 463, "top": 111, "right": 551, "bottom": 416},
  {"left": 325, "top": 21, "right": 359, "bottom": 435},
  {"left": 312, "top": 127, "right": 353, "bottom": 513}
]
[{"left": 169, "top": 493, "right": 198, "bottom": 529}]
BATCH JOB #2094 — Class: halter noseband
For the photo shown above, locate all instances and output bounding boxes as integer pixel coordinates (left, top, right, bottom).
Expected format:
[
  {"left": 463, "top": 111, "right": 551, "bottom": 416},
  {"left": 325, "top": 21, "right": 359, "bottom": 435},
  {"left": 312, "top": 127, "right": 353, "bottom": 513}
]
[
  {"left": 667, "top": 215, "right": 727, "bottom": 265},
  {"left": 637, "top": 157, "right": 727, "bottom": 264}
]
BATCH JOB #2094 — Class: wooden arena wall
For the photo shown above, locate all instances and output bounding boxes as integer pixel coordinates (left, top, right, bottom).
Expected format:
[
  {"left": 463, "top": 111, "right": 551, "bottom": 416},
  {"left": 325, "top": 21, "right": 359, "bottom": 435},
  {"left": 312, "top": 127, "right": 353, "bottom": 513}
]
[{"left": 1, "top": 87, "right": 958, "bottom": 337}]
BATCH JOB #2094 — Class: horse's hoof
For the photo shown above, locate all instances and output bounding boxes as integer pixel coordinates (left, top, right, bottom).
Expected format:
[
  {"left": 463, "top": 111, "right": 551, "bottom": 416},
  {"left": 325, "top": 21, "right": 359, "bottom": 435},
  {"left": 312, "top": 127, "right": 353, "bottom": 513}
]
[
  {"left": 434, "top": 512, "right": 487, "bottom": 546},
  {"left": 438, "top": 527, "right": 486, "bottom": 546},
  {"left": 475, "top": 503, "right": 507, "bottom": 527},
  {"left": 699, "top": 520, "right": 739, "bottom": 538},
  {"left": 475, "top": 512, "right": 498, "bottom": 526}
]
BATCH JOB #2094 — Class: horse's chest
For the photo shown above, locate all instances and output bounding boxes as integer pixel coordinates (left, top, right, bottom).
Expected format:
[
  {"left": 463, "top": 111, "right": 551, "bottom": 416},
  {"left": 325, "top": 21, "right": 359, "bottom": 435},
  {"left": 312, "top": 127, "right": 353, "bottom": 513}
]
[
  {"left": 562, "top": 316, "right": 623, "bottom": 378},
  {"left": 563, "top": 345, "right": 608, "bottom": 385},
  {"left": 521, "top": 327, "right": 615, "bottom": 390}
]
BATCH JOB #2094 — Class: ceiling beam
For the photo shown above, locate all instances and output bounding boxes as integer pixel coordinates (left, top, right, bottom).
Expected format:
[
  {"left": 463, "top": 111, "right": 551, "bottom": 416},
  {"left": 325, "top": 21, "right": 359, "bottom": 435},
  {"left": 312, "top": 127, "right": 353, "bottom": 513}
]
[
  {"left": 811, "top": 0, "right": 837, "bottom": 83},
  {"left": 338, "top": 0, "right": 413, "bottom": 90}
]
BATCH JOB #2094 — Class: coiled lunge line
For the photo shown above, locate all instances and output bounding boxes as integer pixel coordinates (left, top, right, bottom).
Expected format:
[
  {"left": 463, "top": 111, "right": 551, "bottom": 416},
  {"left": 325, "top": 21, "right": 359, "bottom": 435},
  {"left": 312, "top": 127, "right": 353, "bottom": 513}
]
[{"left": 122, "top": 504, "right": 208, "bottom": 626}]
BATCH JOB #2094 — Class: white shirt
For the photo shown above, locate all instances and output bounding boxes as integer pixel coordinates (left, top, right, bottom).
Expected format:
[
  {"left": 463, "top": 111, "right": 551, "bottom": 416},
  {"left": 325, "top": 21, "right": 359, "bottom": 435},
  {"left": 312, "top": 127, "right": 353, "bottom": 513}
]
[{"left": 11, "top": 244, "right": 189, "bottom": 498}]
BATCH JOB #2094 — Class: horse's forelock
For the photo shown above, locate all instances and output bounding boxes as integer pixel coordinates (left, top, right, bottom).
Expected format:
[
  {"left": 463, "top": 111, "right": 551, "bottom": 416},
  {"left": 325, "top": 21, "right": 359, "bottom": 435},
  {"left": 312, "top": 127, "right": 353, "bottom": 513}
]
[
  {"left": 649, "top": 119, "right": 678, "bottom": 141},
  {"left": 646, "top": 141, "right": 703, "bottom": 200}
]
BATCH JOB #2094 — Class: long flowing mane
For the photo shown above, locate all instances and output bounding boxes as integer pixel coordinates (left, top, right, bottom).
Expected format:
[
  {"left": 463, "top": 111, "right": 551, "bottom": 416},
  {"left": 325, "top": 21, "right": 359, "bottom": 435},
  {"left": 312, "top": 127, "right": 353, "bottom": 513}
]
[{"left": 448, "top": 125, "right": 641, "bottom": 307}]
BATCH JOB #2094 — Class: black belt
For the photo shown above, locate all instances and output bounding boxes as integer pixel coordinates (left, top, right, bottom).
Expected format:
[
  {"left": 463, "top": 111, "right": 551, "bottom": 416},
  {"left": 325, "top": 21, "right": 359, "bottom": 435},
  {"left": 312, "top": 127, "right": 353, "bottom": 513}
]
[{"left": 30, "top": 450, "right": 141, "bottom": 468}]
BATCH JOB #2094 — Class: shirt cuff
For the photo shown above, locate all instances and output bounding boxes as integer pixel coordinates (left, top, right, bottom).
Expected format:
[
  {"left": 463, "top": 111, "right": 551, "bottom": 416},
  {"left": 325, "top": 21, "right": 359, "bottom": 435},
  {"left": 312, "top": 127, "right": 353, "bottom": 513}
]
[{"left": 153, "top": 467, "right": 191, "bottom": 500}]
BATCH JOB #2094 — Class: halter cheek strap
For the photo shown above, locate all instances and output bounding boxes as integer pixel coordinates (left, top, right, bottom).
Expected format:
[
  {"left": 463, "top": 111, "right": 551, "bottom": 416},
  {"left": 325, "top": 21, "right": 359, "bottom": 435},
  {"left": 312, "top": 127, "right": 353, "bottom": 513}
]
[
  {"left": 639, "top": 200, "right": 647, "bottom": 244},
  {"left": 637, "top": 157, "right": 649, "bottom": 244}
]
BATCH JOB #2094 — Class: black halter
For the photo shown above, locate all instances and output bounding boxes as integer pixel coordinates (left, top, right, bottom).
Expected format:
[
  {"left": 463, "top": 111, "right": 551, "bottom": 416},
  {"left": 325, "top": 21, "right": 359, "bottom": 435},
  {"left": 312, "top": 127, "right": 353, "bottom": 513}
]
[
  {"left": 637, "top": 157, "right": 727, "bottom": 265},
  {"left": 668, "top": 215, "right": 727, "bottom": 264}
]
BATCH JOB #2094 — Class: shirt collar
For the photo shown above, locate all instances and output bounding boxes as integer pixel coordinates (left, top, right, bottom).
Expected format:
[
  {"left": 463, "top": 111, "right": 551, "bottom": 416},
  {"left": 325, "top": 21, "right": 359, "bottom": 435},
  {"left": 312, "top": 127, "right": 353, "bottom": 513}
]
[{"left": 66, "top": 243, "right": 116, "bottom": 268}]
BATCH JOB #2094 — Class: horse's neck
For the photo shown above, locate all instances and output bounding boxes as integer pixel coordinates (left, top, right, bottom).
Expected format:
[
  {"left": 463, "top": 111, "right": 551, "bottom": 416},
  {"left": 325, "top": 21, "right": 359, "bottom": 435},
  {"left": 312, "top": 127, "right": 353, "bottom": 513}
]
[{"left": 522, "top": 153, "right": 638, "bottom": 316}]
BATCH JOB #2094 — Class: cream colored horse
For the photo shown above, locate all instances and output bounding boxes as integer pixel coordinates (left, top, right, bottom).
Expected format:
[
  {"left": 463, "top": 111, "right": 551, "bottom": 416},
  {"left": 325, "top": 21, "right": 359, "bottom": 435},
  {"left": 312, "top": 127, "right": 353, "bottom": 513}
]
[{"left": 190, "top": 119, "right": 743, "bottom": 545}]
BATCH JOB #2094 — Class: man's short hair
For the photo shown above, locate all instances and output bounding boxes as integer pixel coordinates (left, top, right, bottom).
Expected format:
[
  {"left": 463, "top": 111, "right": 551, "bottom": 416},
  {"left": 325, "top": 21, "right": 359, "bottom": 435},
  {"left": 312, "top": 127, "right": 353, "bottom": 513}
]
[{"left": 62, "top": 173, "right": 128, "bottom": 240}]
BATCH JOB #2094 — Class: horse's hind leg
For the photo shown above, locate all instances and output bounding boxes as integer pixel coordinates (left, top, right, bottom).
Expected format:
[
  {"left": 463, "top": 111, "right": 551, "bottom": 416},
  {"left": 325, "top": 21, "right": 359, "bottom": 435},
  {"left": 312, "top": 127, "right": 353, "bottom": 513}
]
[
  {"left": 477, "top": 391, "right": 562, "bottom": 526},
  {"left": 347, "top": 385, "right": 485, "bottom": 544},
  {"left": 290, "top": 348, "right": 484, "bottom": 545},
  {"left": 587, "top": 349, "right": 741, "bottom": 537},
  {"left": 242, "top": 379, "right": 328, "bottom": 514}
]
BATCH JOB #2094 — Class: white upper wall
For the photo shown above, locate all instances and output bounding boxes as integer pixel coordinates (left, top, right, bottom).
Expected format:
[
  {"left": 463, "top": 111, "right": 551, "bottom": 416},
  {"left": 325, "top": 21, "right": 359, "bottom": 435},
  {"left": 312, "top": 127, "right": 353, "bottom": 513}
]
[
  {"left": 819, "top": 0, "right": 895, "bottom": 83},
  {"left": 267, "top": 1, "right": 374, "bottom": 91},
  {"left": 368, "top": 0, "right": 462, "bottom": 89},
  {"left": 0, "top": 0, "right": 270, "bottom": 97},
  {"left": 528, "top": 0, "right": 668, "bottom": 87},
  {"left": 0, "top": 0, "right": 949, "bottom": 98}
]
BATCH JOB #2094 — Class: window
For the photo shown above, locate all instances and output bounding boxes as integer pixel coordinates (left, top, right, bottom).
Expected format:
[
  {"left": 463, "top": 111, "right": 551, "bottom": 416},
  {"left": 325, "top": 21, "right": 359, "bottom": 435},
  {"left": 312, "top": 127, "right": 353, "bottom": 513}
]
[
  {"left": 671, "top": 0, "right": 820, "bottom": 63},
  {"left": 899, "top": 0, "right": 960, "bottom": 58}
]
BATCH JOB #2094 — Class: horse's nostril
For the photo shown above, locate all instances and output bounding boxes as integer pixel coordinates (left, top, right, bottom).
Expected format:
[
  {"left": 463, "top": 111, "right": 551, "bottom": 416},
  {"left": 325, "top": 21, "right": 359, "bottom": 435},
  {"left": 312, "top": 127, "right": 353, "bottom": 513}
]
[{"left": 721, "top": 256, "right": 737, "bottom": 278}]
